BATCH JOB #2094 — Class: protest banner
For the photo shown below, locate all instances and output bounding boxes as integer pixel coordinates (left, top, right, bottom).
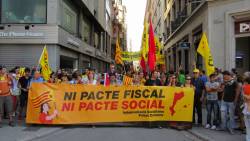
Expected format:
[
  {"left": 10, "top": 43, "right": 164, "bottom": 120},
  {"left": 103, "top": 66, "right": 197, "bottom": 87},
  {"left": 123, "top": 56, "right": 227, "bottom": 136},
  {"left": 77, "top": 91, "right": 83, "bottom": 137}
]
[
  {"left": 26, "top": 83, "right": 194, "bottom": 124},
  {"left": 122, "top": 51, "right": 141, "bottom": 61}
]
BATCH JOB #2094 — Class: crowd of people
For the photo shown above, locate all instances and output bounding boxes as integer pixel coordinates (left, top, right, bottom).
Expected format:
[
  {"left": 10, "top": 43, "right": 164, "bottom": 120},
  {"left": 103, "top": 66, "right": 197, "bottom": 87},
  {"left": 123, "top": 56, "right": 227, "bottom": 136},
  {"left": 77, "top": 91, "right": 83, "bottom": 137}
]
[{"left": 1, "top": 64, "right": 250, "bottom": 139}]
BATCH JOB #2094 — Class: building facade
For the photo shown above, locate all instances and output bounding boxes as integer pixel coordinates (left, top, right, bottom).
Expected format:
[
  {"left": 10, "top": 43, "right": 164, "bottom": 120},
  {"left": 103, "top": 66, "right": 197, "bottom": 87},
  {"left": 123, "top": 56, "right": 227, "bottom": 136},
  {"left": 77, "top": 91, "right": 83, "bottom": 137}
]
[
  {"left": 144, "top": 0, "right": 165, "bottom": 40},
  {"left": 111, "top": 0, "right": 127, "bottom": 59},
  {"left": 0, "top": 0, "right": 113, "bottom": 73},
  {"left": 163, "top": 0, "right": 250, "bottom": 74}
]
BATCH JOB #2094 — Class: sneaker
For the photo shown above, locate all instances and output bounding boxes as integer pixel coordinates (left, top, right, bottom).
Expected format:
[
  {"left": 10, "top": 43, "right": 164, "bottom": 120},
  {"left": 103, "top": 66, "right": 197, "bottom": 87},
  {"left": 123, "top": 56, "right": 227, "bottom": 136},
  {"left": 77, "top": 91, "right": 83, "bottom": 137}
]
[
  {"left": 211, "top": 125, "right": 216, "bottom": 130},
  {"left": 229, "top": 129, "right": 235, "bottom": 135},
  {"left": 205, "top": 124, "right": 210, "bottom": 129},
  {"left": 158, "top": 126, "right": 163, "bottom": 129},
  {"left": 8, "top": 122, "right": 15, "bottom": 127}
]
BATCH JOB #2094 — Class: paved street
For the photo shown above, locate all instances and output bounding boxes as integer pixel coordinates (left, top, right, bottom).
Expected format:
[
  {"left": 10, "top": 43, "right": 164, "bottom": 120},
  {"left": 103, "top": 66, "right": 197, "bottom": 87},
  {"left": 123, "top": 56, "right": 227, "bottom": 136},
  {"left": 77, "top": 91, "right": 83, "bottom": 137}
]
[
  {"left": 0, "top": 106, "right": 245, "bottom": 141},
  {"left": 0, "top": 118, "right": 245, "bottom": 141},
  {"left": 34, "top": 127, "right": 201, "bottom": 141}
]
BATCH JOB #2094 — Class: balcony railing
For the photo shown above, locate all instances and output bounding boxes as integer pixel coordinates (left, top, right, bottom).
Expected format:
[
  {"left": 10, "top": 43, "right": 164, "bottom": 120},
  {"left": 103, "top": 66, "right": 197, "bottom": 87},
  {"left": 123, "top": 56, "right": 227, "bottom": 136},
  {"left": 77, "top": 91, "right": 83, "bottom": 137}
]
[
  {"left": 191, "top": 0, "right": 202, "bottom": 13},
  {"left": 168, "top": 0, "right": 203, "bottom": 36}
]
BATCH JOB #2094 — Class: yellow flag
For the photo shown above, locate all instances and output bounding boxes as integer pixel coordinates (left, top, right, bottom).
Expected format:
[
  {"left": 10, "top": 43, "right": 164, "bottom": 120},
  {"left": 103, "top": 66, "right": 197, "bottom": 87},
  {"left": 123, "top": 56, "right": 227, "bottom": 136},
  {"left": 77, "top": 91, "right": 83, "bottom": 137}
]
[
  {"left": 154, "top": 36, "right": 165, "bottom": 65},
  {"left": 141, "top": 22, "right": 149, "bottom": 60},
  {"left": 154, "top": 36, "right": 163, "bottom": 55},
  {"left": 115, "top": 38, "right": 124, "bottom": 65},
  {"left": 39, "top": 45, "right": 52, "bottom": 80},
  {"left": 19, "top": 67, "right": 25, "bottom": 77},
  {"left": 197, "top": 33, "right": 215, "bottom": 76}
]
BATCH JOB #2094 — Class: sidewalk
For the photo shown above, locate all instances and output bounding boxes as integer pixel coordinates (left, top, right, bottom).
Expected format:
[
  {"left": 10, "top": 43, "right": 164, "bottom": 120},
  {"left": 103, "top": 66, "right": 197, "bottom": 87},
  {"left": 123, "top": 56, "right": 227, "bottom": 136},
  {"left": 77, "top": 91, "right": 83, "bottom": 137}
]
[
  {"left": 188, "top": 107, "right": 245, "bottom": 141},
  {"left": 188, "top": 127, "right": 245, "bottom": 141},
  {"left": 0, "top": 120, "right": 62, "bottom": 141}
]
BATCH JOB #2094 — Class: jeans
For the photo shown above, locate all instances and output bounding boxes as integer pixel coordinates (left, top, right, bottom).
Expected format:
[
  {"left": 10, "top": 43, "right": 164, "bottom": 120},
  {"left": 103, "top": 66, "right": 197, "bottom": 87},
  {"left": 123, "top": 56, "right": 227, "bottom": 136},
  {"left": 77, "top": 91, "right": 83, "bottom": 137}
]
[
  {"left": 244, "top": 115, "right": 250, "bottom": 141},
  {"left": 217, "top": 100, "right": 222, "bottom": 124},
  {"left": 220, "top": 101, "right": 235, "bottom": 130},
  {"left": 206, "top": 100, "right": 219, "bottom": 126},
  {"left": 193, "top": 97, "right": 202, "bottom": 124}
]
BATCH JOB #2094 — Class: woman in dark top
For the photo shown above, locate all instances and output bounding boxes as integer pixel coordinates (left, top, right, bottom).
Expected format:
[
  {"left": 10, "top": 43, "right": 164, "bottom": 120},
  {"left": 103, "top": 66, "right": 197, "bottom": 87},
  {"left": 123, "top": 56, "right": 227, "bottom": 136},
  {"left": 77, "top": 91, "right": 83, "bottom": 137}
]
[{"left": 145, "top": 70, "right": 162, "bottom": 86}]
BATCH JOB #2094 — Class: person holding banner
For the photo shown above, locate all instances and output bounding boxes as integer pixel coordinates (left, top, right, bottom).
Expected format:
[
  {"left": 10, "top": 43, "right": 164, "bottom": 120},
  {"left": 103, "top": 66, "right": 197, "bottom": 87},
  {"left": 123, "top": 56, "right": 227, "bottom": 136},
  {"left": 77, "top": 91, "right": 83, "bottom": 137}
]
[
  {"left": 109, "top": 73, "right": 117, "bottom": 86},
  {"left": 9, "top": 67, "right": 21, "bottom": 117},
  {"left": 160, "top": 73, "right": 167, "bottom": 86},
  {"left": 192, "top": 69, "right": 205, "bottom": 126},
  {"left": 18, "top": 68, "right": 31, "bottom": 120},
  {"left": 0, "top": 65, "right": 14, "bottom": 127},
  {"left": 167, "top": 75, "right": 181, "bottom": 87},
  {"left": 145, "top": 70, "right": 162, "bottom": 128},
  {"left": 138, "top": 72, "right": 146, "bottom": 85},
  {"left": 48, "top": 72, "right": 56, "bottom": 83},
  {"left": 61, "top": 74, "right": 69, "bottom": 84},
  {"left": 182, "top": 75, "right": 195, "bottom": 129},
  {"left": 184, "top": 76, "right": 194, "bottom": 88},
  {"left": 145, "top": 71, "right": 162, "bottom": 86},
  {"left": 86, "top": 70, "right": 98, "bottom": 85},
  {"left": 30, "top": 71, "right": 44, "bottom": 84},
  {"left": 132, "top": 74, "right": 141, "bottom": 86}
]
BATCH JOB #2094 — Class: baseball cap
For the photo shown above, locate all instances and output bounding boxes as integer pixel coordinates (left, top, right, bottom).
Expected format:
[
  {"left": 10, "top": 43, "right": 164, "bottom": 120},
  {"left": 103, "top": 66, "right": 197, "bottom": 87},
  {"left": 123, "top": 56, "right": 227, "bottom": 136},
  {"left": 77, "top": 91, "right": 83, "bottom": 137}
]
[{"left": 193, "top": 68, "right": 200, "bottom": 73}]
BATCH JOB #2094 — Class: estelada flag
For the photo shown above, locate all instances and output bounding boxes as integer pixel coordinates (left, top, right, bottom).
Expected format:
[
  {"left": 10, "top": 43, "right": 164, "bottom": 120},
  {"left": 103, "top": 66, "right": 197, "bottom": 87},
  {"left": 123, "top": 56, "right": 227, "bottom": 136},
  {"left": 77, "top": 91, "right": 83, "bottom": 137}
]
[
  {"left": 31, "top": 91, "right": 54, "bottom": 108},
  {"left": 197, "top": 33, "right": 215, "bottom": 76},
  {"left": 147, "top": 18, "right": 156, "bottom": 72},
  {"left": 115, "top": 38, "right": 124, "bottom": 65},
  {"left": 39, "top": 45, "right": 52, "bottom": 80},
  {"left": 123, "top": 75, "right": 133, "bottom": 86}
]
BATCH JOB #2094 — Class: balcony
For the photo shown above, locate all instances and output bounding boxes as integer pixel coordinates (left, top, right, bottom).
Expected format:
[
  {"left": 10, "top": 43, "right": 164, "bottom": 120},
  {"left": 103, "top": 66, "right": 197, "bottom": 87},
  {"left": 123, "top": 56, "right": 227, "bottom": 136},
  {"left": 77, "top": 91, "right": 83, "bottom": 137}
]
[
  {"left": 170, "top": 6, "right": 188, "bottom": 33},
  {"left": 191, "top": 0, "right": 202, "bottom": 13},
  {"left": 167, "top": 0, "right": 204, "bottom": 37}
]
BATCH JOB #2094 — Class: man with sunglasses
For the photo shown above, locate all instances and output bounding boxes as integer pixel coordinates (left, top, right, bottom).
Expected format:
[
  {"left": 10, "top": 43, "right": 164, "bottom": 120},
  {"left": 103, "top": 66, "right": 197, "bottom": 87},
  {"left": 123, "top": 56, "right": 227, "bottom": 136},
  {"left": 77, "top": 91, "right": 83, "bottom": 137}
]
[{"left": 191, "top": 69, "right": 205, "bottom": 126}]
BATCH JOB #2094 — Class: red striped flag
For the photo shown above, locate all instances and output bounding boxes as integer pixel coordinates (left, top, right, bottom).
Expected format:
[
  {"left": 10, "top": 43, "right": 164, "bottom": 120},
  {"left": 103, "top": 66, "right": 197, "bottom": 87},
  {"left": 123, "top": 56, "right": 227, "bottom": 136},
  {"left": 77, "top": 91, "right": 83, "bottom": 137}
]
[
  {"left": 31, "top": 91, "right": 53, "bottom": 108},
  {"left": 123, "top": 75, "right": 133, "bottom": 85}
]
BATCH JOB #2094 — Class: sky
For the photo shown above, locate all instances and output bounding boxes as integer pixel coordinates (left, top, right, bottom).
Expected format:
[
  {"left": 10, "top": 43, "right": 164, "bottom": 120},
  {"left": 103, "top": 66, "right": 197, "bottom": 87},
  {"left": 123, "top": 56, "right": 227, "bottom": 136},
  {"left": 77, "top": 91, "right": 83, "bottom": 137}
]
[{"left": 123, "top": 0, "right": 147, "bottom": 52}]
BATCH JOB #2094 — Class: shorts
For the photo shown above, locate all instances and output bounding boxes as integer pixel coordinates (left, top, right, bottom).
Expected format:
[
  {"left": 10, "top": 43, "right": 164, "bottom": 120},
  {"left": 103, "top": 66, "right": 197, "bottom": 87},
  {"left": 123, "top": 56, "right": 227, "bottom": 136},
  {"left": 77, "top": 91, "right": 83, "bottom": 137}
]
[
  {"left": 20, "top": 93, "right": 28, "bottom": 108},
  {"left": 0, "top": 95, "right": 13, "bottom": 115}
]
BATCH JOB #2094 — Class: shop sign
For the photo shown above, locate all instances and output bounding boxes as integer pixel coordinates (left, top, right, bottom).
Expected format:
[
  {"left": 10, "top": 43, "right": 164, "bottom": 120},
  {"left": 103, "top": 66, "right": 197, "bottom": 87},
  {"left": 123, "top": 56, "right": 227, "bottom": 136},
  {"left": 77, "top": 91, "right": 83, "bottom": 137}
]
[
  {"left": 0, "top": 31, "right": 44, "bottom": 38},
  {"left": 179, "top": 42, "right": 190, "bottom": 49},
  {"left": 235, "top": 21, "right": 250, "bottom": 34}
]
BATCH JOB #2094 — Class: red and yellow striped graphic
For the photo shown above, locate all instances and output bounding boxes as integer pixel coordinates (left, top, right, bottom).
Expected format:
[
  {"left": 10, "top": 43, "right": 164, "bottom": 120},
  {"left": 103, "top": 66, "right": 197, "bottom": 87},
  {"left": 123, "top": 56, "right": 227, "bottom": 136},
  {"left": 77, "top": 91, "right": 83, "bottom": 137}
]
[
  {"left": 31, "top": 91, "right": 54, "bottom": 108},
  {"left": 123, "top": 75, "right": 133, "bottom": 85}
]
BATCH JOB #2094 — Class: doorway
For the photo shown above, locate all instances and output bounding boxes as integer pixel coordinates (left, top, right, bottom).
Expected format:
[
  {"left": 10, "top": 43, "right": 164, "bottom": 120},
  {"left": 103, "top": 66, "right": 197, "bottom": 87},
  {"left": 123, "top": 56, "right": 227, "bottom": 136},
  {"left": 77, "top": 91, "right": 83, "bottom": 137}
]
[{"left": 236, "top": 37, "right": 250, "bottom": 74}]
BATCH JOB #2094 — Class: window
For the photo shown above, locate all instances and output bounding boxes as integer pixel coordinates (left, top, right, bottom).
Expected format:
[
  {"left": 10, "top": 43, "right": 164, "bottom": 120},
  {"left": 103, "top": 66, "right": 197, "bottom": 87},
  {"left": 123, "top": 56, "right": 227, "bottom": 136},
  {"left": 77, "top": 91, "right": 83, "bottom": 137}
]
[
  {"left": 1, "top": 0, "right": 46, "bottom": 23},
  {"left": 94, "top": 31, "right": 100, "bottom": 49},
  {"left": 82, "top": 16, "right": 91, "bottom": 44},
  {"left": 61, "top": 0, "right": 77, "bottom": 34}
]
